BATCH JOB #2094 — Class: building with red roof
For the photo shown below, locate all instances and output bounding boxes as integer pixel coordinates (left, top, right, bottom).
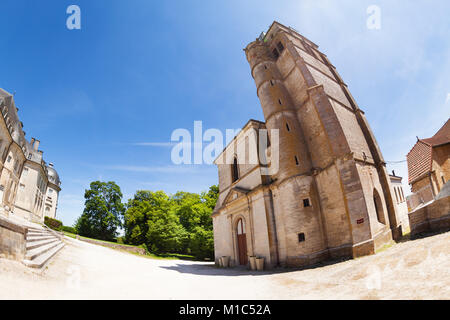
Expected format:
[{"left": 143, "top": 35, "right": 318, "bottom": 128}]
[{"left": 407, "top": 118, "right": 450, "bottom": 209}]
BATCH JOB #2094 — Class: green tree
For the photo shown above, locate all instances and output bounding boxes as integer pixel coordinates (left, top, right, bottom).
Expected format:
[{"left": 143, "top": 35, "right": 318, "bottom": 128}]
[
  {"left": 190, "top": 226, "right": 214, "bottom": 260},
  {"left": 171, "top": 185, "right": 218, "bottom": 258},
  {"left": 146, "top": 208, "right": 188, "bottom": 253},
  {"left": 202, "top": 185, "right": 219, "bottom": 210},
  {"left": 124, "top": 190, "right": 171, "bottom": 245},
  {"left": 75, "top": 181, "right": 125, "bottom": 241},
  {"left": 123, "top": 185, "right": 219, "bottom": 259}
]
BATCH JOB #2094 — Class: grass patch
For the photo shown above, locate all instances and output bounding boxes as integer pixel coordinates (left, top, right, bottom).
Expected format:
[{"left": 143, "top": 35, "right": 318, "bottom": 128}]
[
  {"left": 63, "top": 231, "right": 77, "bottom": 239},
  {"left": 375, "top": 241, "right": 395, "bottom": 254},
  {"left": 122, "top": 251, "right": 196, "bottom": 261},
  {"left": 150, "top": 252, "right": 198, "bottom": 261},
  {"left": 66, "top": 233, "right": 198, "bottom": 261}
]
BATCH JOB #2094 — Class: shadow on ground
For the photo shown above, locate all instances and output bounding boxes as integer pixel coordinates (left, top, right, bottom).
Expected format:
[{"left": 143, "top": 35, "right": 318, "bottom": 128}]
[
  {"left": 397, "top": 227, "right": 450, "bottom": 243},
  {"left": 161, "top": 229, "right": 450, "bottom": 277},
  {"left": 159, "top": 256, "right": 352, "bottom": 277}
]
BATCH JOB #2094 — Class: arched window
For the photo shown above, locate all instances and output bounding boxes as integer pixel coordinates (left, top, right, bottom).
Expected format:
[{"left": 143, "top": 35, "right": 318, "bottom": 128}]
[
  {"left": 237, "top": 218, "right": 245, "bottom": 235},
  {"left": 373, "top": 189, "right": 386, "bottom": 224},
  {"left": 231, "top": 157, "right": 239, "bottom": 183},
  {"left": 394, "top": 187, "right": 399, "bottom": 203}
]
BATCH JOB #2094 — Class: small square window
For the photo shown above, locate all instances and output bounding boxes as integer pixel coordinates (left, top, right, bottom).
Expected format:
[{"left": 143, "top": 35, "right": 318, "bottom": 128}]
[
  {"left": 272, "top": 48, "right": 279, "bottom": 59},
  {"left": 298, "top": 233, "right": 305, "bottom": 242},
  {"left": 303, "top": 198, "right": 311, "bottom": 207},
  {"left": 277, "top": 42, "right": 285, "bottom": 52}
]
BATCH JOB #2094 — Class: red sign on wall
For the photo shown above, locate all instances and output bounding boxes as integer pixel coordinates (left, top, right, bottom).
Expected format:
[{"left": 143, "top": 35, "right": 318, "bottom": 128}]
[{"left": 357, "top": 218, "right": 364, "bottom": 224}]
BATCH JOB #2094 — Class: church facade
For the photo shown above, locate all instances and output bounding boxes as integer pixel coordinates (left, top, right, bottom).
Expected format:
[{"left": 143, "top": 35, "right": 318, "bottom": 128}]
[{"left": 212, "top": 22, "right": 404, "bottom": 268}]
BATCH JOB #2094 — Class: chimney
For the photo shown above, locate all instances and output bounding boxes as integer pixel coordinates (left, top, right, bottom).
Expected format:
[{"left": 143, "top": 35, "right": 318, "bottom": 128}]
[
  {"left": 30, "top": 137, "right": 35, "bottom": 146},
  {"left": 392, "top": 170, "right": 395, "bottom": 176},
  {"left": 33, "top": 139, "right": 40, "bottom": 151}
]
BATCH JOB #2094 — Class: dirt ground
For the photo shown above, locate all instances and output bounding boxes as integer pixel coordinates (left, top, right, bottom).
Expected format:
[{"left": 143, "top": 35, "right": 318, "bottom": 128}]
[{"left": 0, "top": 231, "right": 449, "bottom": 299}]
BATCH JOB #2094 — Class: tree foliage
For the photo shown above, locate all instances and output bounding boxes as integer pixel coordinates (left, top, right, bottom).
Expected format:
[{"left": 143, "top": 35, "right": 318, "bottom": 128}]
[
  {"left": 75, "top": 181, "right": 218, "bottom": 260},
  {"left": 124, "top": 185, "right": 218, "bottom": 259},
  {"left": 75, "top": 181, "right": 125, "bottom": 241}
]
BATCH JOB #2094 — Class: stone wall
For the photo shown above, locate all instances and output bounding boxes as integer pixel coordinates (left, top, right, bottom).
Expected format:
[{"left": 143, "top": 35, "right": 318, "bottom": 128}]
[
  {"left": 0, "top": 216, "right": 27, "bottom": 260},
  {"left": 409, "top": 195, "right": 450, "bottom": 236},
  {"left": 433, "top": 144, "right": 450, "bottom": 191},
  {"left": 411, "top": 176, "right": 435, "bottom": 204}
]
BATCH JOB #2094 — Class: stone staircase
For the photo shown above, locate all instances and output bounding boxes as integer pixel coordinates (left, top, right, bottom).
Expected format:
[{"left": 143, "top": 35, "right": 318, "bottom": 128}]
[{"left": 22, "top": 226, "right": 65, "bottom": 268}]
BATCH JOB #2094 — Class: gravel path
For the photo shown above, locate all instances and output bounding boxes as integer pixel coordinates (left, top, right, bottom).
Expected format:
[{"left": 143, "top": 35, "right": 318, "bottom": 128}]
[{"left": 1, "top": 231, "right": 449, "bottom": 299}]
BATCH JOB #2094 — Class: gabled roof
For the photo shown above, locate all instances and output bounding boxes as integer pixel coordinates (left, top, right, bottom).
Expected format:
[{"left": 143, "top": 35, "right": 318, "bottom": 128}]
[
  {"left": 407, "top": 118, "right": 450, "bottom": 184},
  {"left": 212, "top": 186, "right": 250, "bottom": 214}
]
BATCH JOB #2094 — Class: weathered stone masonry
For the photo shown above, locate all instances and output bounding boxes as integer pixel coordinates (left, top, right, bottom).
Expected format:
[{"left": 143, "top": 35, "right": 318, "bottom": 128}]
[{"left": 213, "top": 22, "right": 405, "bottom": 269}]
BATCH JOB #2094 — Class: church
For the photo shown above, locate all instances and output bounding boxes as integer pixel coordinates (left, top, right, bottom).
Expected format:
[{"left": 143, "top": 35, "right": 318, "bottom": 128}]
[{"left": 212, "top": 22, "right": 405, "bottom": 268}]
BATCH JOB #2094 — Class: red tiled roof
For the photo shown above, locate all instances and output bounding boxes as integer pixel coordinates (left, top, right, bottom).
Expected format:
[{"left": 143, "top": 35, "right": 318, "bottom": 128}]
[
  {"left": 407, "top": 141, "right": 432, "bottom": 184},
  {"left": 407, "top": 118, "right": 450, "bottom": 184}
]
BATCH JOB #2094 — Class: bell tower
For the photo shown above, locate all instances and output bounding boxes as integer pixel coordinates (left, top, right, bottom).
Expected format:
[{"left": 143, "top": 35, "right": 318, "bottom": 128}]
[{"left": 244, "top": 22, "right": 401, "bottom": 265}]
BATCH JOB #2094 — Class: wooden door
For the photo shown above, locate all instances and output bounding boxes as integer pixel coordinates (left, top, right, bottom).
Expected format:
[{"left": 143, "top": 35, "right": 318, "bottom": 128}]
[{"left": 236, "top": 219, "right": 247, "bottom": 265}]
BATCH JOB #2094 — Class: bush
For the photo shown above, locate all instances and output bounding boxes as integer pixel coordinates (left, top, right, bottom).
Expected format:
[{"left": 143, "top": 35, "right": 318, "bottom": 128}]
[
  {"left": 44, "top": 216, "right": 63, "bottom": 231},
  {"left": 138, "top": 243, "right": 150, "bottom": 254},
  {"left": 190, "top": 226, "right": 214, "bottom": 260},
  {"left": 61, "top": 225, "right": 77, "bottom": 234},
  {"left": 116, "top": 237, "right": 125, "bottom": 244}
]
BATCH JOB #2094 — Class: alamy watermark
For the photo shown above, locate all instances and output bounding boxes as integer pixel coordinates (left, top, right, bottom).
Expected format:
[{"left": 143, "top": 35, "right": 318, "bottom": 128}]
[
  {"left": 367, "top": 5, "right": 381, "bottom": 30},
  {"left": 169, "top": 121, "right": 279, "bottom": 175},
  {"left": 66, "top": 265, "right": 81, "bottom": 290},
  {"left": 363, "top": 246, "right": 448, "bottom": 291},
  {"left": 66, "top": 5, "right": 81, "bottom": 30}
]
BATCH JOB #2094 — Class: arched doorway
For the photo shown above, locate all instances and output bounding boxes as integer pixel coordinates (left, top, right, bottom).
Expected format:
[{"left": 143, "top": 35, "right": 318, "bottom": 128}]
[{"left": 236, "top": 218, "right": 248, "bottom": 265}]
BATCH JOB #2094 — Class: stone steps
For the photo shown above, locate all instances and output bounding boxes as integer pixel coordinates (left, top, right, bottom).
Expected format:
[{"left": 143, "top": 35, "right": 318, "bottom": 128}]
[
  {"left": 22, "top": 226, "right": 65, "bottom": 269},
  {"left": 27, "top": 229, "right": 49, "bottom": 235},
  {"left": 26, "top": 240, "right": 61, "bottom": 260},
  {"left": 23, "top": 243, "right": 65, "bottom": 269},
  {"left": 27, "top": 235, "right": 56, "bottom": 242},
  {"left": 26, "top": 238, "right": 59, "bottom": 250}
]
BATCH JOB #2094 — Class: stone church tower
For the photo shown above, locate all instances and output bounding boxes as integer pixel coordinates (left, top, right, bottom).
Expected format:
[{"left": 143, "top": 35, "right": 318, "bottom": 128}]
[{"left": 212, "top": 22, "right": 403, "bottom": 268}]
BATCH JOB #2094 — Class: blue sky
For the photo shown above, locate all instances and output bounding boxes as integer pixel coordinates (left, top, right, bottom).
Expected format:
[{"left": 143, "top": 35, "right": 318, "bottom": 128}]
[{"left": 1, "top": 0, "right": 449, "bottom": 226}]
